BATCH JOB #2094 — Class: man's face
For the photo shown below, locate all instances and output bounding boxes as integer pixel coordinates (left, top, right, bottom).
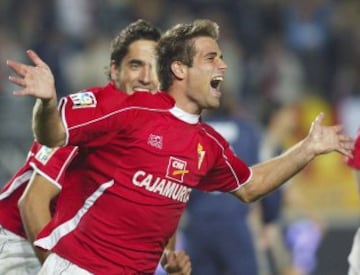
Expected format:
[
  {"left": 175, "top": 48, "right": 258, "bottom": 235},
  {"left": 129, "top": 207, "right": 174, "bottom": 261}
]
[
  {"left": 111, "top": 39, "right": 159, "bottom": 94},
  {"left": 185, "top": 37, "right": 227, "bottom": 112}
]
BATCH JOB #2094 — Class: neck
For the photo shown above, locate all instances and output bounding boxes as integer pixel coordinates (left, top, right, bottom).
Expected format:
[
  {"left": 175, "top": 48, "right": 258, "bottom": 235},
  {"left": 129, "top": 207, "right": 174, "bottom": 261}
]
[{"left": 168, "top": 87, "right": 201, "bottom": 115}]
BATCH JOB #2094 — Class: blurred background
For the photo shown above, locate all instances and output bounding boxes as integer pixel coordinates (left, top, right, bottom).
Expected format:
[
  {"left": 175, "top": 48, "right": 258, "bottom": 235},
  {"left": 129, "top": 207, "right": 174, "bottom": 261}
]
[{"left": 0, "top": 0, "right": 359, "bottom": 274}]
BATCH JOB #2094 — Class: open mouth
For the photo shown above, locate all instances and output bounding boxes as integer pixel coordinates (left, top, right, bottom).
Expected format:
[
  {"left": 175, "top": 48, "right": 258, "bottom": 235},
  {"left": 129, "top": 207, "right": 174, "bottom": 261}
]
[{"left": 210, "top": 76, "right": 224, "bottom": 89}]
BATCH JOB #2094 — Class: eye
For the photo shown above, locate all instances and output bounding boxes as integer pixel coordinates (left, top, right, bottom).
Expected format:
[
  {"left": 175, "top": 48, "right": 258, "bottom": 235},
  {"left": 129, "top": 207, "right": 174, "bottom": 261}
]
[
  {"left": 130, "top": 63, "right": 140, "bottom": 69},
  {"left": 128, "top": 60, "right": 143, "bottom": 70}
]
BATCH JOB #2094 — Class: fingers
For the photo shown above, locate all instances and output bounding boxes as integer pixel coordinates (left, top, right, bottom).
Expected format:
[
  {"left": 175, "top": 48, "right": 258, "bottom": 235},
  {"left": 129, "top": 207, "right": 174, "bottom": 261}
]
[
  {"left": 26, "top": 49, "right": 48, "bottom": 68},
  {"left": 309, "top": 112, "right": 326, "bottom": 133},
  {"left": 8, "top": 75, "right": 26, "bottom": 87},
  {"left": 314, "top": 112, "right": 325, "bottom": 124},
  {"left": 7, "top": 59, "right": 28, "bottom": 77},
  {"left": 163, "top": 250, "right": 192, "bottom": 275},
  {"left": 176, "top": 251, "right": 192, "bottom": 275},
  {"left": 338, "top": 137, "right": 355, "bottom": 158},
  {"left": 338, "top": 148, "right": 354, "bottom": 158},
  {"left": 7, "top": 61, "right": 33, "bottom": 96},
  {"left": 7, "top": 50, "right": 49, "bottom": 78}
]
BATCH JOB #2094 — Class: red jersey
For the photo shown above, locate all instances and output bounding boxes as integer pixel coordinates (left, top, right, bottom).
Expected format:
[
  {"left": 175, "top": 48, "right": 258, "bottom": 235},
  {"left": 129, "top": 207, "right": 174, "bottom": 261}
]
[
  {"left": 347, "top": 130, "right": 360, "bottom": 169},
  {"left": 35, "top": 91, "right": 252, "bottom": 274},
  {"left": 0, "top": 141, "right": 77, "bottom": 238}
]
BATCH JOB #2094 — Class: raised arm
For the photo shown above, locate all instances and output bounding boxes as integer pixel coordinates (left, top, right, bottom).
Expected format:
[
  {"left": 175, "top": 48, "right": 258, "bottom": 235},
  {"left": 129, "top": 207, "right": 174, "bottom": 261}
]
[
  {"left": 233, "top": 113, "right": 354, "bottom": 203},
  {"left": 7, "top": 50, "right": 66, "bottom": 147}
]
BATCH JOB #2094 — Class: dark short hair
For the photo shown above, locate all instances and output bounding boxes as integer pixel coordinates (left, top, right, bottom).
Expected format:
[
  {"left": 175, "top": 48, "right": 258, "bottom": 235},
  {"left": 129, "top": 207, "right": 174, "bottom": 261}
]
[
  {"left": 157, "top": 19, "right": 219, "bottom": 91},
  {"left": 106, "top": 19, "right": 162, "bottom": 79}
]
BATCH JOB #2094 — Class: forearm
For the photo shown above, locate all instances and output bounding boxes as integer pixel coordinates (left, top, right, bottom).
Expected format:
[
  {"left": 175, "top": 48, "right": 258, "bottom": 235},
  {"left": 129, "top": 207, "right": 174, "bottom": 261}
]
[
  {"left": 239, "top": 138, "right": 315, "bottom": 202},
  {"left": 18, "top": 193, "right": 52, "bottom": 263},
  {"left": 32, "top": 98, "right": 66, "bottom": 147},
  {"left": 166, "top": 233, "right": 177, "bottom": 251},
  {"left": 18, "top": 173, "right": 60, "bottom": 263}
]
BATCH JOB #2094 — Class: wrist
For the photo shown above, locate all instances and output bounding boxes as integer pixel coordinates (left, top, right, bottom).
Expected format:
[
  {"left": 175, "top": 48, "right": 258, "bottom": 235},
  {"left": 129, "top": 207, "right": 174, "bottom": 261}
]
[{"left": 299, "top": 137, "right": 317, "bottom": 162}]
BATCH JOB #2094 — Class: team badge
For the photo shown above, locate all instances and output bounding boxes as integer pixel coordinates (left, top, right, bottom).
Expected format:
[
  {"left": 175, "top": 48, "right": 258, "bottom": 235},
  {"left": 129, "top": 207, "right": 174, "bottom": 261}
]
[
  {"left": 148, "top": 134, "right": 163, "bottom": 149},
  {"left": 197, "top": 143, "right": 206, "bottom": 170},
  {"left": 35, "top": 146, "right": 58, "bottom": 165},
  {"left": 70, "top": 91, "right": 97, "bottom": 108},
  {"left": 166, "top": 157, "right": 189, "bottom": 183}
]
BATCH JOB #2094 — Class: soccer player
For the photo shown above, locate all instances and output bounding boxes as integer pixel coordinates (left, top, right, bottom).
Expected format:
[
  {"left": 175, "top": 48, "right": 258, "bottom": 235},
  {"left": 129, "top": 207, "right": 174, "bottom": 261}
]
[
  {"left": 7, "top": 19, "right": 353, "bottom": 275},
  {"left": 346, "top": 130, "right": 360, "bottom": 275},
  {"left": 0, "top": 143, "right": 77, "bottom": 274},
  {"left": 4, "top": 19, "right": 190, "bottom": 275}
]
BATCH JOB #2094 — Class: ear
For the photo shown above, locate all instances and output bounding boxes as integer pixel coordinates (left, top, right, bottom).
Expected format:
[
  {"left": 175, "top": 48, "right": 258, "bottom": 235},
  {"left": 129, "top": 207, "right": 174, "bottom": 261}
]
[
  {"left": 110, "top": 60, "right": 119, "bottom": 80},
  {"left": 170, "top": 61, "right": 186, "bottom": 80}
]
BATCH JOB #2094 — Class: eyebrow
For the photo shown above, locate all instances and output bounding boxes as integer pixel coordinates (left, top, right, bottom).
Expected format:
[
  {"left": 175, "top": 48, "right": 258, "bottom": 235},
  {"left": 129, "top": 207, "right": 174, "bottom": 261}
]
[
  {"left": 128, "top": 59, "right": 145, "bottom": 66},
  {"left": 204, "top": 52, "right": 223, "bottom": 59}
]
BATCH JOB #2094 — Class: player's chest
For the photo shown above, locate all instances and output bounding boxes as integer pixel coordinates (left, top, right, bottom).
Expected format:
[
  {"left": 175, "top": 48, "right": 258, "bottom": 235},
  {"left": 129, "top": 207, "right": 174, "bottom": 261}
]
[{"left": 111, "top": 122, "right": 216, "bottom": 186}]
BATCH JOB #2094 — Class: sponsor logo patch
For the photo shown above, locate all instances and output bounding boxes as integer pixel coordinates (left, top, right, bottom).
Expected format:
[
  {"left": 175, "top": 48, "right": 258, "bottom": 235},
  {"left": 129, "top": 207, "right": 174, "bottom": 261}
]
[
  {"left": 148, "top": 134, "right": 163, "bottom": 149},
  {"left": 70, "top": 91, "right": 97, "bottom": 108},
  {"left": 166, "top": 157, "right": 189, "bottom": 183},
  {"left": 35, "top": 146, "right": 58, "bottom": 165}
]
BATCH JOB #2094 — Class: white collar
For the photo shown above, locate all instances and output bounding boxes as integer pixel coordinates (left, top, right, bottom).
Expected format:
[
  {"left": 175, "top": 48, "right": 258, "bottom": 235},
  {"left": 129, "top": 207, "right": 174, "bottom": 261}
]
[{"left": 169, "top": 106, "right": 200, "bottom": 124}]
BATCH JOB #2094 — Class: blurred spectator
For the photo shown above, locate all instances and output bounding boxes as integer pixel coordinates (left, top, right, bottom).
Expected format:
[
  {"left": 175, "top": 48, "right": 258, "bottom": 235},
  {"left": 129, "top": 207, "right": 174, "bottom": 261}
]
[
  {"left": 254, "top": 101, "right": 296, "bottom": 275},
  {"left": 256, "top": 36, "right": 305, "bottom": 106},
  {"left": 181, "top": 94, "right": 262, "bottom": 275},
  {"left": 284, "top": 0, "right": 335, "bottom": 95}
]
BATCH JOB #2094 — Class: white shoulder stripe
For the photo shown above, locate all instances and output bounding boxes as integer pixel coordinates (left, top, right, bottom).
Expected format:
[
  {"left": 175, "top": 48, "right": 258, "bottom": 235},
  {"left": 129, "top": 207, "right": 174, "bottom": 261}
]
[
  {"left": 0, "top": 170, "right": 33, "bottom": 200},
  {"left": 34, "top": 180, "right": 114, "bottom": 250},
  {"left": 64, "top": 104, "right": 168, "bottom": 131}
]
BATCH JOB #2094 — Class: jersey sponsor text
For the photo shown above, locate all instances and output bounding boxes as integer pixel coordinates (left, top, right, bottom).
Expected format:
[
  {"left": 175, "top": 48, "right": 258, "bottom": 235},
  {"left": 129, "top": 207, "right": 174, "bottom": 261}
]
[{"left": 132, "top": 170, "right": 192, "bottom": 203}]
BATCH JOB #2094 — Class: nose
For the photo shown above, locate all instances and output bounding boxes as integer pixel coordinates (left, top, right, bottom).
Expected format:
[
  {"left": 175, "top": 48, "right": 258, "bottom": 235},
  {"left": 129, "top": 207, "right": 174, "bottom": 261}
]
[
  {"left": 139, "top": 66, "right": 159, "bottom": 91},
  {"left": 218, "top": 58, "right": 228, "bottom": 71},
  {"left": 139, "top": 66, "right": 152, "bottom": 85}
]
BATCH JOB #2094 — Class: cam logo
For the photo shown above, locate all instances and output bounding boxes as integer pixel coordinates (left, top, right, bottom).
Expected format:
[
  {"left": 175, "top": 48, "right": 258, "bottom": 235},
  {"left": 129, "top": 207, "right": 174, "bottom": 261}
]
[
  {"left": 166, "top": 157, "right": 189, "bottom": 183},
  {"left": 70, "top": 91, "right": 97, "bottom": 108},
  {"left": 35, "top": 146, "right": 58, "bottom": 165}
]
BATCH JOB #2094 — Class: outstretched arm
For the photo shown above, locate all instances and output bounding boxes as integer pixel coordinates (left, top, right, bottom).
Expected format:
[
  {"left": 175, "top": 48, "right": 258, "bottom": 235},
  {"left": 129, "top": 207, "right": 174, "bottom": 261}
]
[
  {"left": 233, "top": 113, "right": 354, "bottom": 203},
  {"left": 18, "top": 172, "right": 61, "bottom": 263},
  {"left": 7, "top": 50, "right": 66, "bottom": 147}
]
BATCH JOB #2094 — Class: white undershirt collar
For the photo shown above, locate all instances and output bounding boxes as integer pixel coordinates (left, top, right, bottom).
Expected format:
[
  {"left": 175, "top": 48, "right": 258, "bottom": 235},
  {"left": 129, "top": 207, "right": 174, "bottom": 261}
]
[{"left": 169, "top": 106, "right": 200, "bottom": 124}]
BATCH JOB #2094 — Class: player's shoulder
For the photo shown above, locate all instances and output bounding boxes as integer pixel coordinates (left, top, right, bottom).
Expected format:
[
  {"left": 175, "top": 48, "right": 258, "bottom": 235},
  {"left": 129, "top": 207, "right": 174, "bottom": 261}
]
[
  {"left": 84, "top": 82, "right": 126, "bottom": 101},
  {"left": 200, "top": 122, "right": 228, "bottom": 144},
  {"left": 123, "top": 91, "right": 174, "bottom": 109},
  {"left": 64, "top": 82, "right": 127, "bottom": 111}
]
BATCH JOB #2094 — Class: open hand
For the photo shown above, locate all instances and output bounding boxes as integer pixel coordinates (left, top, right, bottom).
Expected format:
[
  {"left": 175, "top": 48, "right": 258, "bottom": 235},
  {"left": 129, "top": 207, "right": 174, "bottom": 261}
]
[
  {"left": 306, "top": 113, "right": 354, "bottom": 158},
  {"left": 7, "top": 50, "right": 56, "bottom": 101}
]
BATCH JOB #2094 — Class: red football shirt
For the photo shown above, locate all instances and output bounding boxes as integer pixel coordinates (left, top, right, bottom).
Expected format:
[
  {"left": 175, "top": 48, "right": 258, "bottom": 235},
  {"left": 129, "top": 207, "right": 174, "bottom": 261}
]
[
  {"left": 0, "top": 141, "right": 77, "bottom": 238},
  {"left": 35, "top": 91, "right": 252, "bottom": 274},
  {"left": 347, "top": 130, "right": 360, "bottom": 169}
]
